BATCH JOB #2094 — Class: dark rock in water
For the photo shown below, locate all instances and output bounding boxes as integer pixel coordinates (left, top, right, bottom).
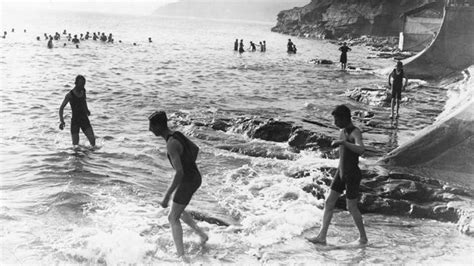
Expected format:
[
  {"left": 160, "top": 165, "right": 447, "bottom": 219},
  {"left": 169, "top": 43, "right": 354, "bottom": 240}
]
[
  {"left": 288, "top": 128, "right": 333, "bottom": 150},
  {"left": 251, "top": 120, "right": 293, "bottom": 142},
  {"left": 345, "top": 86, "right": 392, "bottom": 107},
  {"left": 302, "top": 183, "right": 325, "bottom": 199},
  {"left": 354, "top": 110, "right": 374, "bottom": 118},
  {"left": 310, "top": 59, "right": 334, "bottom": 65},
  {"left": 211, "top": 118, "right": 230, "bottom": 132}
]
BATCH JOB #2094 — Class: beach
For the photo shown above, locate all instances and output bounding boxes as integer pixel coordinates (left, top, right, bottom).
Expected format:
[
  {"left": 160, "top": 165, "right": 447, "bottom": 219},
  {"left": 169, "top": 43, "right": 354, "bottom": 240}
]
[{"left": 1, "top": 5, "right": 473, "bottom": 264}]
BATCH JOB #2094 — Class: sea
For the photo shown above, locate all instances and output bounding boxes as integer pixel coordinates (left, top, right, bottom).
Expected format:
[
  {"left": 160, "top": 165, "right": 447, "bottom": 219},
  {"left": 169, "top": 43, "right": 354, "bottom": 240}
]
[{"left": 1, "top": 4, "right": 473, "bottom": 265}]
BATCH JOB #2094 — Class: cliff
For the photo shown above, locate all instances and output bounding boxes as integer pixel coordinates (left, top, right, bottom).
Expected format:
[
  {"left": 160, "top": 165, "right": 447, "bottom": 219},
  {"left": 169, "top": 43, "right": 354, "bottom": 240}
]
[{"left": 272, "top": 0, "right": 440, "bottom": 39}]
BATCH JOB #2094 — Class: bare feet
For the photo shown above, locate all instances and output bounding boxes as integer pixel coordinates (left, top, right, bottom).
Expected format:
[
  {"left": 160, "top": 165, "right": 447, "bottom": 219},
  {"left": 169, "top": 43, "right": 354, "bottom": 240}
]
[{"left": 306, "top": 236, "right": 327, "bottom": 245}]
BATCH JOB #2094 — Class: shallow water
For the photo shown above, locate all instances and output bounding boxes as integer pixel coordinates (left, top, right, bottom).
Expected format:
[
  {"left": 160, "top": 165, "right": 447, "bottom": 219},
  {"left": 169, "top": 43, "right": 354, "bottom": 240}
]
[{"left": 1, "top": 6, "right": 473, "bottom": 265}]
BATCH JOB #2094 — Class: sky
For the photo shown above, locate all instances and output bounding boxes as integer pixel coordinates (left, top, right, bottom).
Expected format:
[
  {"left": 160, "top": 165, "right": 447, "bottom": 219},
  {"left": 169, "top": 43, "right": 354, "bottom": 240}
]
[
  {"left": 0, "top": 0, "right": 308, "bottom": 16},
  {"left": 0, "top": 0, "right": 179, "bottom": 16}
]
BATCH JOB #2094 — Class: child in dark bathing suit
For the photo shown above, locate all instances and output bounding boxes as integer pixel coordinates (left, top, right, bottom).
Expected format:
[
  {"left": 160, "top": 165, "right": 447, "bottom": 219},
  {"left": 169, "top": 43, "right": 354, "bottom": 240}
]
[
  {"left": 307, "top": 105, "right": 368, "bottom": 245},
  {"left": 148, "top": 111, "right": 208, "bottom": 261}
]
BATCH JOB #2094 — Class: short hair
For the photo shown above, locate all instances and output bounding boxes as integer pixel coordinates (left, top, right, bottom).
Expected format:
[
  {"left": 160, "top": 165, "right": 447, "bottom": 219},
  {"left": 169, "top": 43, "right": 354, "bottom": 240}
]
[
  {"left": 148, "top": 111, "right": 168, "bottom": 127},
  {"left": 75, "top": 75, "right": 86, "bottom": 86},
  {"left": 397, "top": 61, "right": 403, "bottom": 68},
  {"left": 331, "top": 105, "right": 351, "bottom": 120}
]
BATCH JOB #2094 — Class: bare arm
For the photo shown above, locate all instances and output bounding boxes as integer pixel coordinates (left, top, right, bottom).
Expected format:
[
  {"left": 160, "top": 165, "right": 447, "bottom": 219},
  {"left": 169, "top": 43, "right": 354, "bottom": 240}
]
[
  {"left": 59, "top": 94, "right": 70, "bottom": 128},
  {"left": 161, "top": 138, "right": 184, "bottom": 207},
  {"left": 388, "top": 72, "right": 393, "bottom": 86},
  {"left": 343, "top": 128, "right": 365, "bottom": 155}
]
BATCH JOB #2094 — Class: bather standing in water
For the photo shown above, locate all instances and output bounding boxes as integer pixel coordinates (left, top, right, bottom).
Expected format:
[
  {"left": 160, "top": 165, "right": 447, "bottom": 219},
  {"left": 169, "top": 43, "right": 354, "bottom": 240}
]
[
  {"left": 388, "top": 61, "right": 408, "bottom": 119},
  {"left": 59, "top": 75, "right": 96, "bottom": 147},
  {"left": 239, "top": 39, "right": 245, "bottom": 53},
  {"left": 307, "top": 105, "right": 368, "bottom": 245},
  {"left": 148, "top": 111, "right": 208, "bottom": 261},
  {"left": 339, "top": 42, "right": 351, "bottom": 70}
]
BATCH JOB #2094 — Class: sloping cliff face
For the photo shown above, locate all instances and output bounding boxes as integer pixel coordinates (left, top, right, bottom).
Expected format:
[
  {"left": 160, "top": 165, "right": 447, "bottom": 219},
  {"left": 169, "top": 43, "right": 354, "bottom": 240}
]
[{"left": 272, "top": 0, "right": 438, "bottom": 39}]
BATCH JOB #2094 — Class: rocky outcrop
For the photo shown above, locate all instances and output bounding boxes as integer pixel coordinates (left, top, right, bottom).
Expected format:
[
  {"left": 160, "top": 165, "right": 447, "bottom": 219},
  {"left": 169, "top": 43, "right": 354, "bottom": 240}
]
[
  {"left": 272, "top": 0, "right": 438, "bottom": 39},
  {"left": 289, "top": 167, "right": 474, "bottom": 235}
]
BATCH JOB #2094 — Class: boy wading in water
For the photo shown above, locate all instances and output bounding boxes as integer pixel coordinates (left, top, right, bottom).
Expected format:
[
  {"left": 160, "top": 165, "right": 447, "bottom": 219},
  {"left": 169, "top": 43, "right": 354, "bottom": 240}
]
[
  {"left": 148, "top": 111, "right": 208, "bottom": 260},
  {"left": 59, "top": 75, "right": 96, "bottom": 147},
  {"left": 388, "top": 61, "right": 408, "bottom": 119},
  {"left": 307, "top": 105, "right": 368, "bottom": 245}
]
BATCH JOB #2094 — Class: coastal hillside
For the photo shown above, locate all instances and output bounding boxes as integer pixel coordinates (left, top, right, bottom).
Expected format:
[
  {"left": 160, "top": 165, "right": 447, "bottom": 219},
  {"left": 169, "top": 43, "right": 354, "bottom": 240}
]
[
  {"left": 153, "top": 0, "right": 309, "bottom": 22},
  {"left": 272, "top": 0, "right": 439, "bottom": 38}
]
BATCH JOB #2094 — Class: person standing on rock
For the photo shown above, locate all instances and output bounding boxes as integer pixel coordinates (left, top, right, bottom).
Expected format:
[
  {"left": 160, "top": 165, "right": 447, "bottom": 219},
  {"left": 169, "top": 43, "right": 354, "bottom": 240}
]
[
  {"left": 148, "top": 111, "right": 208, "bottom": 261},
  {"left": 339, "top": 42, "right": 351, "bottom": 70},
  {"left": 388, "top": 60, "right": 408, "bottom": 119},
  {"left": 307, "top": 105, "right": 368, "bottom": 245}
]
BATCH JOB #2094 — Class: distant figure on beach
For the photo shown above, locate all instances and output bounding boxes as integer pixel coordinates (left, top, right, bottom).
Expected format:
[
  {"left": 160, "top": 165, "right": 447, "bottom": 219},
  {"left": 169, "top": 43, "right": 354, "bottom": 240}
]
[
  {"left": 307, "top": 105, "right": 368, "bottom": 246},
  {"left": 250, "top": 41, "right": 256, "bottom": 52},
  {"left": 263, "top": 40, "right": 266, "bottom": 52},
  {"left": 3, "top": 31, "right": 7, "bottom": 38},
  {"left": 148, "top": 111, "right": 208, "bottom": 261},
  {"left": 287, "top": 39, "right": 295, "bottom": 53},
  {"left": 85, "top": 32, "right": 90, "bottom": 40},
  {"left": 93, "top": 33, "right": 98, "bottom": 41},
  {"left": 63, "top": 30, "right": 67, "bottom": 35},
  {"left": 148, "top": 37, "right": 152, "bottom": 43},
  {"left": 59, "top": 75, "right": 96, "bottom": 147},
  {"left": 100, "top": 33, "right": 107, "bottom": 42},
  {"left": 292, "top": 44, "right": 297, "bottom": 53},
  {"left": 47, "top": 36, "right": 53, "bottom": 49},
  {"left": 259, "top": 42, "right": 264, "bottom": 52},
  {"left": 11, "top": 28, "right": 14, "bottom": 32},
  {"left": 239, "top": 39, "right": 245, "bottom": 53},
  {"left": 234, "top": 39, "right": 238, "bottom": 51},
  {"left": 80, "top": 33, "right": 84, "bottom": 40},
  {"left": 108, "top": 33, "right": 113, "bottom": 43},
  {"left": 72, "top": 35, "right": 80, "bottom": 44},
  {"left": 339, "top": 42, "right": 351, "bottom": 70},
  {"left": 36, "top": 36, "right": 40, "bottom": 41},
  {"left": 24, "top": 29, "right": 26, "bottom": 33},
  {"left": 44, "top": 33, "right": 48, "bottom": 40},
  {"left": 388, "top": 61, "right": 408, "bottom": 119}
]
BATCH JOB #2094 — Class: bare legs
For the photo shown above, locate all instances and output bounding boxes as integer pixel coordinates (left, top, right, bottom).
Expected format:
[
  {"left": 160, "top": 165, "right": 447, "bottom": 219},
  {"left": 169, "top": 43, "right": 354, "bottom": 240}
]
[
  {"left": 71, "top": 127, "right": 96, "bottom": 146},
  {"left": 390, "top": 98, "right": 400, "bottom": 119},
  {"left": 168, "top": 202, "right": 208, "bottom": 258},
  {"left": 308, "top": 190, "right": 367, "bottom": 244},
  {"left": 307, "top": 189, "right": 340, "bottom": 244},
  {"left": 347, "top": 198, "right": 368, "bottom": 244}
]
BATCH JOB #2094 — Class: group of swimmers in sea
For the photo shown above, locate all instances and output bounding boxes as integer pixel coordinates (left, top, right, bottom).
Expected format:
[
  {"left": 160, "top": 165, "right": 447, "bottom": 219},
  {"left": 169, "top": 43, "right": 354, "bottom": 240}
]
[{"left": 234, "top": 39, "right": 267, "bottom": 53}]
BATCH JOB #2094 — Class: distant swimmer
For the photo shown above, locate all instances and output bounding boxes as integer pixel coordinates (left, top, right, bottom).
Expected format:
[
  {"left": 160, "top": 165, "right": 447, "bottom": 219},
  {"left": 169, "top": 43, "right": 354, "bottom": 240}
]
[
  {"left": 388, "top": 61, "right": 408, "bottom": 119},
  {"left": 239, "top": 39, "right": 244, "bottom": 53},
  {"left": 36, "top": 36, "right": 40, "bottom": 41},
  {"left": 72, "top": 35, "right": 80, "bottom": 44},
  {"left": 59, "top": 75, "right": 96, "bottom": 147},
  {"left": 339, "top": 42, "right": 352, "bottom": 70},
  {"left": 47, "top": 36, "right": 53, "bottom": 49},
  {"left": 148, "top": 111, "right": 208, "bottom": 261},
  {"left": 250, "top": 41, "right": 256, "bottom": 52},
  {"left": 287, "top": 39, "right": 295, "bottom": 53},
  {"left": 307, "top": 105, "right": 368, "bottom": 246},
  {"left": 24, "top": 29, "right": 26, "bottom": 33},
  {"left": 149, "top": 37, "right": 152, "bottom": 43},
  {"left": 234, "top": 39, "right": 238, "bottom": 51}
]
